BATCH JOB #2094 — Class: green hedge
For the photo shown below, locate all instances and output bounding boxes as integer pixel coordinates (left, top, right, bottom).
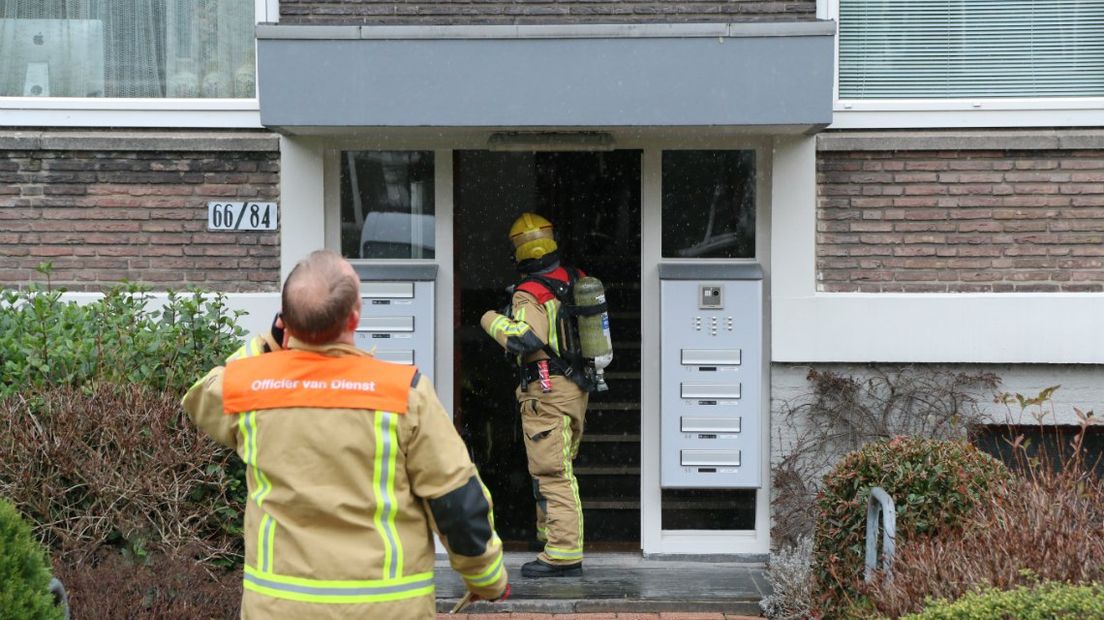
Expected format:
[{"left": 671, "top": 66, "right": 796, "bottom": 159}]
[
  {"left": 906, "top": 581, "right": 1104, "bottom": 620},
  {"left": 0, "top": 282, "right": 244, "bottom": 397},
  {"left": 0, "top": 498, "right": 63, "bottom": 620}
]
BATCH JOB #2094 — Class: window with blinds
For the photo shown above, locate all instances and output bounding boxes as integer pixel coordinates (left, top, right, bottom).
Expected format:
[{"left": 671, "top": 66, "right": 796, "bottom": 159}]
[{"left": 839, "top": 0, "right": 1104, "bottom": 99}]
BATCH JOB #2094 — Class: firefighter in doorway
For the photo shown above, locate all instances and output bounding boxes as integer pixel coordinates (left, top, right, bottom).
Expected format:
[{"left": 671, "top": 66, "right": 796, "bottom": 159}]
[
  {"left": 481, "top": 213, "right": 591, "bottom": 578},
  {"left": 184, "top": 250, "right": 508, "bottom": 618}
]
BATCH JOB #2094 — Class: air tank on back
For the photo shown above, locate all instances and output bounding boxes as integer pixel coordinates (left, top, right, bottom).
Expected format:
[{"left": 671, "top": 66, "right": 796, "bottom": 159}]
[{"left": 573, "top": 276, "right": 613, "bottom": 392}]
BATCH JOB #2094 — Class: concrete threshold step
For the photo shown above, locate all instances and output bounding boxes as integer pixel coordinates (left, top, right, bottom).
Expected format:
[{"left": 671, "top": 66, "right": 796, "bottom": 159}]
[
  {"left": 436, "top": 597, "right": 763, "bottom": 615},
  {"left": 434, "top": 552, "right": 768, "bottom": 616}
]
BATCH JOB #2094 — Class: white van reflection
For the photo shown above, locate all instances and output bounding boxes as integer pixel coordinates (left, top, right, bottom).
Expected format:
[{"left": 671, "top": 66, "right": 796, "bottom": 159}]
[{"left": 360, "top": 211, "right": 435, "bottom": 259}]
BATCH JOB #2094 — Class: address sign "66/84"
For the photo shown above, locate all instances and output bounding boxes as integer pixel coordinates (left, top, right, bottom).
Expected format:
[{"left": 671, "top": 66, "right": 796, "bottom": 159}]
[{"left": 207, "top": 202, "right": 278, "bottom": 231}]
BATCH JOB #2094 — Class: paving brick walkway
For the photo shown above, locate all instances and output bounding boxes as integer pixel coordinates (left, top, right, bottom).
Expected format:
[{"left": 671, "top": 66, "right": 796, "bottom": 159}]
[{"left": 439, "top": 608, "right": 759, "bottom": 613}]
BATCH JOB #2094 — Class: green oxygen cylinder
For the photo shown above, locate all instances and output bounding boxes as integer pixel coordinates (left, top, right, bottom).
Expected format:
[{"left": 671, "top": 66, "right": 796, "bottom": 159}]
[{"left": 573, "top": 276, "right": 613, "bottom": 392}]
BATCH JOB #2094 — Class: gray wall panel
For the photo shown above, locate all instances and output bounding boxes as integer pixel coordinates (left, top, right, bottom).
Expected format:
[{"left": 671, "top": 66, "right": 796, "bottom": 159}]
[{"left": 258, "top": 35, "right": 833, "bottom": 127}]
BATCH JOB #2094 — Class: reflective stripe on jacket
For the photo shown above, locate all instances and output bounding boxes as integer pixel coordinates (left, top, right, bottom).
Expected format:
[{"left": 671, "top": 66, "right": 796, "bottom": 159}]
[
  {"left": 481, "top": 290, "right": 557, "bottom": 363},
  {"left": 183, "top": 337, "right": 506, "bottom": 619}
]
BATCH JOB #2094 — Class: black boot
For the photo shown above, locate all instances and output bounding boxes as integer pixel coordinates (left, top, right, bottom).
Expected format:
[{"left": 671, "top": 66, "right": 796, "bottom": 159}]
[{"left": 521, "top": 558, "right": 583, "bottom": 578}]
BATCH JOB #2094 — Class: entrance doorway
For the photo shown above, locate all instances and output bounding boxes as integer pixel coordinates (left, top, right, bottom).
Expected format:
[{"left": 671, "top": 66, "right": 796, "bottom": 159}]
[{"left": 453, "top": 150, "right": 642, "bottom": 548}]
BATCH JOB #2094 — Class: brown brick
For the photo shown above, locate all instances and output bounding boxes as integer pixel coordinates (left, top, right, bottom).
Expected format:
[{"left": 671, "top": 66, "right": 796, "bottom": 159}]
[
  {"left": 850, "top": 222, "right": 893, "bottom": 232},
  {"left": 0, "top": 140, "right": 280, "bottom": 293},
  {"left": 903, "top": 160, "right": 949, "bottom": 171},
  {"left": 1004, "top": 246, "right": 1049, "bottom": 257},
  {"left": 1013, "top": 159, "right": 1059, "bottom": 170},
  {"left": 956, "top": 221, "right": 1003, "bottom": 233},
  {"left": 1002, "top": 221, "right": 1048, "bottom": 233},
  {"left": 818, "top": 221, "right": 851, "bottom": 233},
  {"left": 940, "top": 172, "right": 1004, "bottom": 183},
  {"left": 893, "top": 197, "right": 937, "bottom": 208},
  {"left": 1005, "top": 171, "right": 1071, "bottom": 183},
  {"left": 895, "top": 172, "right": 939, "bottom": 183},
  {"left": 895, "top": 222, "right": 956, "bottom": 233},
  {"left": 903, "top": 184, "right": 948, "bottom": 196},
  {"left": 817, "top": 145, "right": 1104, "bottom": 292}
]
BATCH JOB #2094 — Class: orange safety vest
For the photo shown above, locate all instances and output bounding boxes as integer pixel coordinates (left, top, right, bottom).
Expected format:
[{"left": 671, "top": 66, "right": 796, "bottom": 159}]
[{"left": 223, "top": 350, "right": 415, "bottom": 415}]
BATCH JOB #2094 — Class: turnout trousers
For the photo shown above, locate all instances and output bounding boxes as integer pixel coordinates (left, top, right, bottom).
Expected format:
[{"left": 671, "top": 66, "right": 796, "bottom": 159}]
[{"left": 517, "top": 375, "right": 589, "bottom": 566}]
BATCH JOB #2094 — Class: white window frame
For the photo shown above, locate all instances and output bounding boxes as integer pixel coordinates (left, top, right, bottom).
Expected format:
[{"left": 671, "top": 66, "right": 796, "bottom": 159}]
[
  {"left": 820, "top": 0, "right": 1104, "bottom": 129},
  {"left": 771, "top": 134, "right": 1104, "bottom": 365},
  {"left": 0, "top": 0, "right": 278, "bottom": 128}
]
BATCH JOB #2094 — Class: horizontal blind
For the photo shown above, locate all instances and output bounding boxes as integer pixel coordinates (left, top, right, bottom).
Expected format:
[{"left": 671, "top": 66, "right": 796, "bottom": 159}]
[{"left": 839, "top": 0, "right": 1104, "bottom": 98}]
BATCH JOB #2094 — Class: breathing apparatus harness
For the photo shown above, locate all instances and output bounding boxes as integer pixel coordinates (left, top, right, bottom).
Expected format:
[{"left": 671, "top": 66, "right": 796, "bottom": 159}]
[{"left": 508, "top": 255, "right": 609, "bottom": 393}]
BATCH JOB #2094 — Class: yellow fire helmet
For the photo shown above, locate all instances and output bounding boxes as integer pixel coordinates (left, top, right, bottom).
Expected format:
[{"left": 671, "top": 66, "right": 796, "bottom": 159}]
[{"left": 509, "top": 212, "right": 558, "bottom": 263}]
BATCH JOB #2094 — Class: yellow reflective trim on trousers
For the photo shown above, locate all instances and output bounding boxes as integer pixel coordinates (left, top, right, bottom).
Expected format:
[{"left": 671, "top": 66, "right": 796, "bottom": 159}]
[
  {"left": 460, "top": 552, "right": 504, "bottom": 587},
  {"left": 545, "top": 546, "right": 584, "bottom": 560},
  {"left": 563, "top": 414, "right": 584, "bottom": 553},
  {"left": 373, "top": 411, "right": 403, "bottom": 580},
  {"left": 243, "top": 565, "right": 434, "bottom": 604}
]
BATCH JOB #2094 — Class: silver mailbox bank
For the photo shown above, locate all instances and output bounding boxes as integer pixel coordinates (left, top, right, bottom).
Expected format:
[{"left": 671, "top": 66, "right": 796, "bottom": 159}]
[
  {"left": 659, "top": 263, "right": 762, "bottom": 489},
  {"left": 352, "top": 264, "right": 436, "bottom": 382}
]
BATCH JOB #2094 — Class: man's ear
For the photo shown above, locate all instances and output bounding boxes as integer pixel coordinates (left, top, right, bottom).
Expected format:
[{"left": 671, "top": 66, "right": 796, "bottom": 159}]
[{"left": 346, "top": 306, "right": 360, "bottom": 333}]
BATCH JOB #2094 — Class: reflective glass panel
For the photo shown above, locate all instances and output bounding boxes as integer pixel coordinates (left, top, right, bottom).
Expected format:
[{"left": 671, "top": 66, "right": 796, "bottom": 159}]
[
  {"left": 662, "top": 150, "right": 756, "bottom": 259},
  {"left": 0, "top": 0, "right": 255, "bottom": 98},
  {"left": 340, "top": 151, "right": 435, "bottom": 260}
]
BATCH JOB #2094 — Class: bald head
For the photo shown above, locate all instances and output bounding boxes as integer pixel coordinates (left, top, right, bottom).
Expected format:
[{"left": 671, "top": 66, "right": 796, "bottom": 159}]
[{"left": 281, "top": 250, "right": 360, "bottom": 345}]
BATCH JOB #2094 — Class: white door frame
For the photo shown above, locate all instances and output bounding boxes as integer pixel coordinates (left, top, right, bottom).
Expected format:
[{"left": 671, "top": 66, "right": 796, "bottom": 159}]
[{"left": 283, "top": 130, "right": 791, "bottom": 555}]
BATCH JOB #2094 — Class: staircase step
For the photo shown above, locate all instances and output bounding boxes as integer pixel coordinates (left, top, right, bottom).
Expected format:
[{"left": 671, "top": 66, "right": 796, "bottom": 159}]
[
  {"left": 587, "top": 401, "right": 640, "bottom": 411},
  {"left": 576, "top": 466, "right": 640, "bottom": 476},
  {"left": 583, "top": 500, "right": 641, "bottom": 510},
  {"left": 582, "top": 434, "right": 641, "bottom": 443}
]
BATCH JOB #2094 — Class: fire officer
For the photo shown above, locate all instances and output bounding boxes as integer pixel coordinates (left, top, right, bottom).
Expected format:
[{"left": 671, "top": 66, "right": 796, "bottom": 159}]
[
  {"left": 184, "top": 249, "right": 508, "bottom": 619},
  {"left": 480, "top": 213, "right": 589, "bottom": 578}
]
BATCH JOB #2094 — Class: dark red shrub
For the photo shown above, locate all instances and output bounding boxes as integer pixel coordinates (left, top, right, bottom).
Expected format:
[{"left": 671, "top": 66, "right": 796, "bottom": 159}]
[
  {"left": 55, "top": 549, "right": 240, "bottom": 620},
  {"left": 0, "top": 383, "right": 243, "bottom": 564}
]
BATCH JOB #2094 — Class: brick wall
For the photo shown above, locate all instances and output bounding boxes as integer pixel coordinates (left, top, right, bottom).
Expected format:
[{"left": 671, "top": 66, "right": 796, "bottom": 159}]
[
  {"left": 0, "top": 131, "right": 281, "bottom": 293},
  {"left": 816, "top": 135, "right": 1104, "bottom": 293},
  {"left": 280, "top": 0, "right": 817, "bottom": 25}
]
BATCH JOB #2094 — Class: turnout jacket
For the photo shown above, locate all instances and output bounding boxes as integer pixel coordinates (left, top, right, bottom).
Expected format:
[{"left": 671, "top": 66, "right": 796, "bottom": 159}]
[
  {"left": 183, "top": 335, "right": 506, "bottom": 619},
  {"left": 480, "top": 266, "right": 581, "bottom": 365}
]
